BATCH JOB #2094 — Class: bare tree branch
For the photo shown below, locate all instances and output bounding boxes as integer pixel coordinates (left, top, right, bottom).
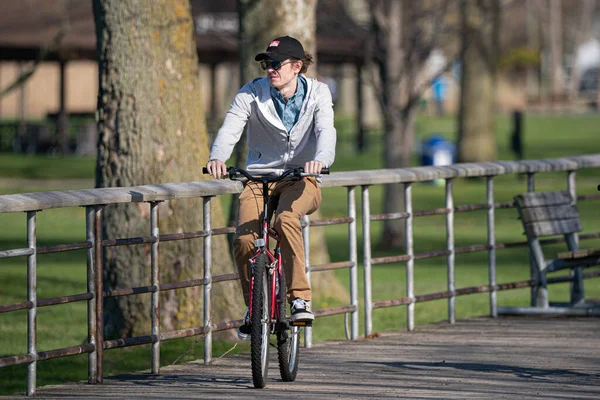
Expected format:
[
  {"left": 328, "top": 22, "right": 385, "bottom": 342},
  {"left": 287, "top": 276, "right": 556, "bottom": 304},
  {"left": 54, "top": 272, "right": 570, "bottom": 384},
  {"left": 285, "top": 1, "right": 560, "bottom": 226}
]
[
  {"left": 368, "top": 62, "right": 387, "bottom": 112},
  {"left": 424, "top": 0, "right": 451, "bottom": 61},
  {"left": 369, "top": 0, "right": 390, "bottom": 35},
  {"left": 533, "top": 0, "right": 549, "bottom": 45},
  {"left": 404, "top": 52, "right": 457, "bottom": 113},
  {"left": 403, "top": 2, "right": 423, "bottom": 68}
]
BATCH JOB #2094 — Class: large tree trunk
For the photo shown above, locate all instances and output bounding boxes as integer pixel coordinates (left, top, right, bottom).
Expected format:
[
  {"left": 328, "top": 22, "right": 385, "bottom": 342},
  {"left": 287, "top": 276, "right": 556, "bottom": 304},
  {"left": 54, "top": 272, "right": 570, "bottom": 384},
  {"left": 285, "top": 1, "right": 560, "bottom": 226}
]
[
  {"left": 457, "top": 0, "right": 499, "bottom": 163},
  {"left": 375, "top": 0, "right": 404, "bottom": 249},
  {"left": 93, "top": 0, "right": 242, "bottom": 339},
  {"left": 234, "top": 0, "right": 318, "bottom": 168},
  {"left": 227, "top": 0, "right": 278, "bottom": 233},
  {"left": 371, "top": 0, "right": 454, "bottom": 249},
  {"left": 380, "top": 109, "right": 414, "bottom": 249},
  {"left": 234, "top": 0, "right": 347, "bottom": 301},
  {"left": 372, "top": 0, "right": 415, "bottom": 249}
]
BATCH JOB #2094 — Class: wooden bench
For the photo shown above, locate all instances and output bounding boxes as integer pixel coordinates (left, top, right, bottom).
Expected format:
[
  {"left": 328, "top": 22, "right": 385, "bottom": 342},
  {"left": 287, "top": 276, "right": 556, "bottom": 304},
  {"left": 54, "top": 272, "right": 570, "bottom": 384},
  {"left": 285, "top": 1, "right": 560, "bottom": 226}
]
[{"left": 513, "top": 190, "right": 600, "bottom": 311}]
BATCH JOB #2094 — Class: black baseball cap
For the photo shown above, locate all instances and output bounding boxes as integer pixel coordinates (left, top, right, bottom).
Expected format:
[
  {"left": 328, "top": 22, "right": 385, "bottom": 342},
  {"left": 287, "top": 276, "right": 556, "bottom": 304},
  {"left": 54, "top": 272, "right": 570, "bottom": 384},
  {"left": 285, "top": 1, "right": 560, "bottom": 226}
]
[{"left": 254, "top": 36, "right": 305, "bottom": 62}]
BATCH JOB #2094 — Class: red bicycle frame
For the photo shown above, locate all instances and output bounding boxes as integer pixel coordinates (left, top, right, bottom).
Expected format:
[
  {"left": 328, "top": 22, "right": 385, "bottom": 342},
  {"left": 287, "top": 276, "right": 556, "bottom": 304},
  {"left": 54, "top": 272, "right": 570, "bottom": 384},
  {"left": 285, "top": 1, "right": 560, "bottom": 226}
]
[
  {"left": 204, "top": 165, "right": 328, "bottom": 327},
  {"left": 248, "top": 192, "right": 283, "bottom": 323},
  {"left": 249, "top": 230, "right": 282, "bottom": 321}
]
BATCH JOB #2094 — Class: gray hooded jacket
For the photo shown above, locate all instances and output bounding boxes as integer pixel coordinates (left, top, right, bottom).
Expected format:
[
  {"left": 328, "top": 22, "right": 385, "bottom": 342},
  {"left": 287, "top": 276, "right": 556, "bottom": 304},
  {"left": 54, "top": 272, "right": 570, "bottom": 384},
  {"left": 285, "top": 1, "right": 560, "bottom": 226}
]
[{"left": 209, "top": 76, "right": 336, "bottom": 175}]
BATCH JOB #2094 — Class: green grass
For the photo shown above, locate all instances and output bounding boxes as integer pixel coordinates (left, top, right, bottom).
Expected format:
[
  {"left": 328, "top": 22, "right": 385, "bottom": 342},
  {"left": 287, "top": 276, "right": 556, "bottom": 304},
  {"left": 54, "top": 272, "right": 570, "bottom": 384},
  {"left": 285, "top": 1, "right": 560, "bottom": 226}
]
[
  {"left": 0, "top": 153, "right": 95, "bottom": 180},
  {"left": 1, "top": 113, "right": 600, "bottom": 394}
]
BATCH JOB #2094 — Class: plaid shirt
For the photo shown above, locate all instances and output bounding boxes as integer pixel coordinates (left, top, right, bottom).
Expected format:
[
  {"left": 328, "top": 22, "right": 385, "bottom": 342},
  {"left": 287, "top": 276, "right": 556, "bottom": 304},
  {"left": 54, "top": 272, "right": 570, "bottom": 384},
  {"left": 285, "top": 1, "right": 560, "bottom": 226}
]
[{"left": 270, "top": 75, "right": 307, "bottom": 133}]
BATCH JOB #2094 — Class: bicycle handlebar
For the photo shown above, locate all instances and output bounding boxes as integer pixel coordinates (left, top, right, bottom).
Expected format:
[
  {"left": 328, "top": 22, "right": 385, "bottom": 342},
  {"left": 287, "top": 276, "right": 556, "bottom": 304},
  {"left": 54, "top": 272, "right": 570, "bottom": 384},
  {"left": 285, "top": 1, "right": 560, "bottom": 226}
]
[{"left": 202, "top": 166, "right": 329, "bottom": 182}]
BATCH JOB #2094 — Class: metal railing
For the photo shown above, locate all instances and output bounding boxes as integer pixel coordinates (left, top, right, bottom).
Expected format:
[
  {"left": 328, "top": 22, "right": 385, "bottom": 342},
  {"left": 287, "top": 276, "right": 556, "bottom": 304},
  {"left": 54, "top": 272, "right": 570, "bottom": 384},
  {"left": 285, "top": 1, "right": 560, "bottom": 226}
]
[
  {"left": 361, "top": 171, "right": 600, "bottom": 336},
  {"left": 1, "top": 154, "right": 600, "bottom": 396}
]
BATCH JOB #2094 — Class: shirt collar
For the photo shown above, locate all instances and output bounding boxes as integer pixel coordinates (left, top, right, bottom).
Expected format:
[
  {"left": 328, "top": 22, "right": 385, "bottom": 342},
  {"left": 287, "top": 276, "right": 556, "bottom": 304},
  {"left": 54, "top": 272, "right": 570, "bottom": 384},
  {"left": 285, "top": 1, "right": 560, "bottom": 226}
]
[{"left": 270, "top": 75, "right": 306, "bottom": 102}]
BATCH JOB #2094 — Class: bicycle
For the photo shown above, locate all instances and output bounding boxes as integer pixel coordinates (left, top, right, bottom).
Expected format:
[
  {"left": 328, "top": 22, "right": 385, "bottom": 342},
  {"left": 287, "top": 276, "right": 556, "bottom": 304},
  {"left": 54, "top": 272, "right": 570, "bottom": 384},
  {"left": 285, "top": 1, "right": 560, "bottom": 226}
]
[{"left": 203, "top": 165, "right": 329, "bottom": 388}]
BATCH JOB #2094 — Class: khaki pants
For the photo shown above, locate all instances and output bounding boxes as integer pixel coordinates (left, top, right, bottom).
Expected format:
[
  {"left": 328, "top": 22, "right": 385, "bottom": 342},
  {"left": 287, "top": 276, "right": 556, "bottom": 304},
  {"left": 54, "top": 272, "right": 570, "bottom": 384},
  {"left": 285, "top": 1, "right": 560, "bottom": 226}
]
[{"left": 233, "top": 177, "right": 322, "bottom": 306}]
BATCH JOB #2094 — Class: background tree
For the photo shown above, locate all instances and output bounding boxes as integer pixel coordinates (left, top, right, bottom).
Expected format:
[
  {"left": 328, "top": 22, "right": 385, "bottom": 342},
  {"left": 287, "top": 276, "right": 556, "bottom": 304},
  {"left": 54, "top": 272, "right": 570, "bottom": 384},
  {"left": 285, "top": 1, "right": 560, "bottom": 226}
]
[
  {"left": 369, "top": 0, "right": 456, "bottom": 248},
  {"left": 236, "top": 0, "right": 319, "bottom": 169},
  {"left": 234, "top": 0, "right": 347, "bottom": 300},
  {"left": 548, "top": 0, "right": 564, "bottom": 101},
  {"left": 457, "top": 0, "right": 501, "bottom": 163},
  {"left": 227, "top": 0, "right": 310, "bottom": 230},
  {"left": 93, "top": 0, "right": 242, "bottom": 338},
  {"left": 563, "top": 0, "right": 597, "bottom": 100},
  {"left": 533, "top": 0, "right": 599, "bottom": 104},
  {"left": 233, "top": 0, "right": 318, "bottom": 178}
]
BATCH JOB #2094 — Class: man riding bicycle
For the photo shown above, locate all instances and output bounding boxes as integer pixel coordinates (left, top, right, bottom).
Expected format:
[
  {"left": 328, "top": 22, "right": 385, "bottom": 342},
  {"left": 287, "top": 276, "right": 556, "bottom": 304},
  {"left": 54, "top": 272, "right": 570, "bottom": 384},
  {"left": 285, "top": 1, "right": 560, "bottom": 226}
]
[{"left": 205, "top": 35, "right": 336, "bottom": 340}]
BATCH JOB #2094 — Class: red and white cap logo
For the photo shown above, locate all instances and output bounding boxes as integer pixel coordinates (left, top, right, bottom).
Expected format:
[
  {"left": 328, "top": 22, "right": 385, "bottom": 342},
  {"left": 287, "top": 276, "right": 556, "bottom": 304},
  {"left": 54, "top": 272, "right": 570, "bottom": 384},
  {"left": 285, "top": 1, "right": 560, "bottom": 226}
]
[{"left": 269, "top": 40, "right": 280, "bottom": 47}]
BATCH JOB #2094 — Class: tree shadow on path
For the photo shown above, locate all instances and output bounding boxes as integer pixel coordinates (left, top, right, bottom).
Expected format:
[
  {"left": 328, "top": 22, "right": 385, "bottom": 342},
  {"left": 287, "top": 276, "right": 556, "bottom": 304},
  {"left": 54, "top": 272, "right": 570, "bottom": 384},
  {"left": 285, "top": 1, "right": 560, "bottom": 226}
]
[{"left": 361, "top": 360, "right": 600, "bottom": 382}]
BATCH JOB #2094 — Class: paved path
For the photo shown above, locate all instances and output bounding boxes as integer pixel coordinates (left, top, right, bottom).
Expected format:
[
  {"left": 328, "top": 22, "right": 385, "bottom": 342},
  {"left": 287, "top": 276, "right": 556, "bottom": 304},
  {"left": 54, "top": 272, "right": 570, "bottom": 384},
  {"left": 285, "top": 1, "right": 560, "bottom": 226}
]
[{"left": 8, "top": 316, "right": 600, "bottom": 399}]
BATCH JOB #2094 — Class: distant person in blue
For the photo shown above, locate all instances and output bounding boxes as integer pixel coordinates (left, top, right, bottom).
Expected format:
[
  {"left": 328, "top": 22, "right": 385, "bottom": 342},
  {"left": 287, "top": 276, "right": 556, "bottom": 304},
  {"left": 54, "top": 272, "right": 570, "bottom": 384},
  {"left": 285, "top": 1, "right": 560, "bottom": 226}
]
[{"left": 432, "top": 75, "right": 447, "bottom": 116}]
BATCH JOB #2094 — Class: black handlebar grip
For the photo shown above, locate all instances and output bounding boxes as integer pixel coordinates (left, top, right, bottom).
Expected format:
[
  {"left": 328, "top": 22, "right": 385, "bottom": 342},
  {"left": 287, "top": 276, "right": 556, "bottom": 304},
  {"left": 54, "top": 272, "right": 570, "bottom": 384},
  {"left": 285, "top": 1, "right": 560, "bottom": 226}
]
[{"left": 202, "top": 167, "right": 209, "bottom": 174}]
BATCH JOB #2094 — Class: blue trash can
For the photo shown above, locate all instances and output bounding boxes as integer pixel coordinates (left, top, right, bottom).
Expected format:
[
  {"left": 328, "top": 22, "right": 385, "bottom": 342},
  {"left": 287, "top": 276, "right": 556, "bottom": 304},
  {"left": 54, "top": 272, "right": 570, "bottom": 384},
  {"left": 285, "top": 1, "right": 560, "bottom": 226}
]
[
  {"left": 421, "top": 134, "right": 455, "bottom": 167},
  {"left": 420, "top": 134, "right": 455, "bottom": 184}
]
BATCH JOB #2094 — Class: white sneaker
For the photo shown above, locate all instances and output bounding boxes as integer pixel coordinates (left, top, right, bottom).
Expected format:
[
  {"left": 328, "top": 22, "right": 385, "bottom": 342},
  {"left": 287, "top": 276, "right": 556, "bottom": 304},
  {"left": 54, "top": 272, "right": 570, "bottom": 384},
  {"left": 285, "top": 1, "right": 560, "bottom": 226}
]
[
  {"left": 237, "top": 308, "right": 251, "bottom": 341},
  {"left": 290, "top": 298, "right": 314, "bottom": 322}
]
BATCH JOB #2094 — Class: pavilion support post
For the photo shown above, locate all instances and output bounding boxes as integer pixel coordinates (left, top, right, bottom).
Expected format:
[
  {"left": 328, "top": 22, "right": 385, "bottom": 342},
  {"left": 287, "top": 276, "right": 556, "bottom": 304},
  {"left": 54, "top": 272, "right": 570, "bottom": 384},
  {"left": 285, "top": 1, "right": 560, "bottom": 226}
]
[
  {"left": 355, "top": 62, "right": 366, "bottom": 153},
  {"left": 0, "top": 63, "right": 3, "bottom": 117},
  {"left": 58, "top": 59, "right": 69, "bottom": 154},
  {"left": 16, "top": 62, "right": 27, "bottom": 154},
  {"left": 210, "top": 63, "right": 218, "bottom": 122}
]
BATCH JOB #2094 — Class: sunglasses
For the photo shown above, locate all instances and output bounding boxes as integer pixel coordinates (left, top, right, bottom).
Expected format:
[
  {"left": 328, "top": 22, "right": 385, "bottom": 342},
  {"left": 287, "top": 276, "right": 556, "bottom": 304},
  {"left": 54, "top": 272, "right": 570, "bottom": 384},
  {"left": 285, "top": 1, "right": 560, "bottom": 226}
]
[{"left": 259, "top": 59, "right": 294, "bottom": 71}]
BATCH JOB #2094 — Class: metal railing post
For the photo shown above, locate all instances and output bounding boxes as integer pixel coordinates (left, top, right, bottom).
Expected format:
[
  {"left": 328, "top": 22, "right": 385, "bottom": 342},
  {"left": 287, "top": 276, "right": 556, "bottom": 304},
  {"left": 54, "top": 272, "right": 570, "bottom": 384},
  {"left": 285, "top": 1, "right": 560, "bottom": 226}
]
[
  {"left": 486, "top": 176, "right": 497, "bottom": 317},
  {"left": 26, "top": 211, "right": 37, "bottom": 396},
  {"left": 404, "top": 183, "right": 415, "bottom": 332},
  {"left": 445, "top": 179, "right": 455, "bottom": 324},
  {"left": 203, "top": 197, "right": 213, "bottom": 364},
  {"left": 85, "top": 206, "right": 97, "bottom": 383},
  {"left": 150, "top": 202, "right": 160, "bottom": 373},
  {"left": 94, "top": 206, "right": 104, "bottom": 383},
  {"left": 567, "top": 170, "right": 576, "bottom": 204},
  {"left": 527, "top": 172, "right": 535, "bottom": 193},
  {"left": 566, "top": 170, "right": 583, "bottom": 303},
  {"left": 347, "top": 186, "right": 358, "bottom": 340},
  {"left": 527, "top": 172, "right": 536, "bottom": 306},
  {"left": 302, "top": 214, "right": 312, "bottom": 348},
  {"left": 362, "top": 186, "right": 372, "bottom": 337}
]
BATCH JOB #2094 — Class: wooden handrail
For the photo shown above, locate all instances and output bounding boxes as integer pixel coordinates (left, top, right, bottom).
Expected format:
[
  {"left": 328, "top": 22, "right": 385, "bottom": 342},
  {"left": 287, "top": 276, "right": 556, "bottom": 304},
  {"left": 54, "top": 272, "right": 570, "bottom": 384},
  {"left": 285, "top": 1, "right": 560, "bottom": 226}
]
[{"left": 1, "top": 154, "right": 600, "bottom": 213}]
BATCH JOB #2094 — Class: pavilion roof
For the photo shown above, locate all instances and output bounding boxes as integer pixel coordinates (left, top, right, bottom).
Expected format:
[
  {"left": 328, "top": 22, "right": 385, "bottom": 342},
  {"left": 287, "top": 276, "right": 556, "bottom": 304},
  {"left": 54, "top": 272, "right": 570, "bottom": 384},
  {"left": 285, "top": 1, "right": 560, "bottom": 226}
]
[{"left": 0, "top": 0, "right": 367, "bottom": 64}]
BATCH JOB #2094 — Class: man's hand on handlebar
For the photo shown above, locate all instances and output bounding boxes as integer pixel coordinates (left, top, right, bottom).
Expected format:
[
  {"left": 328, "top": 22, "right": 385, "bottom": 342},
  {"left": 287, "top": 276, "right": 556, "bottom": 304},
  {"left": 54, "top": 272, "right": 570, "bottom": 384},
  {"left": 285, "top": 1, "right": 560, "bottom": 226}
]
[
  {"left": 304, "top": 160, "right": 324, "bottom": 175},
  {"left": 203, "top": 164, "right": 330, "bottom": 181},
  {"left": 206, "top": 159, "right": 227, "bottom": 179}
]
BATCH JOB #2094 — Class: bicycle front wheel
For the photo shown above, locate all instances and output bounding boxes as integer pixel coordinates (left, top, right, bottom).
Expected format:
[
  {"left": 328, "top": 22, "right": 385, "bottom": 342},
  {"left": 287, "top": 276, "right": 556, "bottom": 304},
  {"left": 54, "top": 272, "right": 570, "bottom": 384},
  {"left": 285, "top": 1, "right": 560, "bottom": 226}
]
[
  {"left": 250, "top": 252, "right": 271, "bottom": 388},
  {"left": 277, "top": 268, "right": 300, "bottom": 381}
]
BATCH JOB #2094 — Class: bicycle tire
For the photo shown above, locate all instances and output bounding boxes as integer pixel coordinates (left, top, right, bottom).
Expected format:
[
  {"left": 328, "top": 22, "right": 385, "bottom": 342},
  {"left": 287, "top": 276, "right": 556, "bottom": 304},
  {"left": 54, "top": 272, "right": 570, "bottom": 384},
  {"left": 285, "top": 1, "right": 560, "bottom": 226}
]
[
  {"left": 250, "top": 252, "right": 271, "bottom": 388},
  {"left": 277, "top": 268, "right": 300, "bottom": 381}
]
